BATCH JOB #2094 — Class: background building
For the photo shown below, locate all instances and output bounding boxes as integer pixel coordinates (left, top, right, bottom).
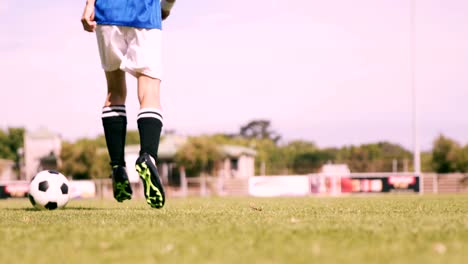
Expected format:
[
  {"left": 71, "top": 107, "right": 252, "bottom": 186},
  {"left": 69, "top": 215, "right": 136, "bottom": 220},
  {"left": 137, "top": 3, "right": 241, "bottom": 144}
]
[
  {"left": 23, "top": 128, "right": 61, "bottom": 180},
  {"left": 124, "top": 135, "right": 256, "bottom": 184},
  {"left": 0, "top": 159, "right": 15, "bottom": 182}
]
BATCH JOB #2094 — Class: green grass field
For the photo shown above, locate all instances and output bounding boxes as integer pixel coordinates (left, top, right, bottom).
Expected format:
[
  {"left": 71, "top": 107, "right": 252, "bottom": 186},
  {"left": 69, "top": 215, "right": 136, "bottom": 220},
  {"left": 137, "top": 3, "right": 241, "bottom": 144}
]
[{"left": 0, "top": 195, "right": 467, "bottom": 264}]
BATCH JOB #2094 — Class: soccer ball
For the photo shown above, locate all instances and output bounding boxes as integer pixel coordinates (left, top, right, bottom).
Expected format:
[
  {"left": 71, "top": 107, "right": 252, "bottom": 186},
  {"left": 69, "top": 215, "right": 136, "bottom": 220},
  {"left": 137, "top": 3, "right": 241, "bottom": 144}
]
[{"left": 28, "top": 170, "right": 70, "bottom": 210}]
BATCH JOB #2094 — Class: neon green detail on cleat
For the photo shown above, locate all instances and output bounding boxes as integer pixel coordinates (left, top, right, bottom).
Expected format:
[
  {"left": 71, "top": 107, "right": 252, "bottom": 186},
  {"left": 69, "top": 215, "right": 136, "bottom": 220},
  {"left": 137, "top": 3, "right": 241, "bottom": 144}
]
[
  {"left": 115, "top": 181, "right": 132, "bottom": 202},
  {"left": 136, "top": 163, "right": 164, "bottom": 208}
]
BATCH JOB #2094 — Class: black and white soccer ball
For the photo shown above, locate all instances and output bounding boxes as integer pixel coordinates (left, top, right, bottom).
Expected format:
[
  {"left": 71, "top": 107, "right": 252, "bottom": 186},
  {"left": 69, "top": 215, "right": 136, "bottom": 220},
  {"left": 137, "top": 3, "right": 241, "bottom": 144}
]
[{"left": 28, "top": 170, "right": 70, "bottom": 210}]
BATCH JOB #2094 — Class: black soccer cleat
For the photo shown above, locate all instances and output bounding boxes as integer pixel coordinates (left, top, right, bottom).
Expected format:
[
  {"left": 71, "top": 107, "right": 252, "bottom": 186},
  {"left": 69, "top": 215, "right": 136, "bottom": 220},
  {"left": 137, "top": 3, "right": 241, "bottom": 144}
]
[
  {"left": 135, "top": 153, "right": 165, "bottom": 209},
  {"left": 111, "top": 166, "right": 133, "bottom": 202}
]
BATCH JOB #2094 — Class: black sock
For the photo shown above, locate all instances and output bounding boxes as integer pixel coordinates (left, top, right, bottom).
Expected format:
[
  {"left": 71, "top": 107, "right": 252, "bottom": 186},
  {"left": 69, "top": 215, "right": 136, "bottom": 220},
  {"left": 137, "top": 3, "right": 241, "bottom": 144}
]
[
  {"left": 137, "top": 108, "right": 163, "bottom": 161},
  {"left": 102, "top": 105, "right": 127, "bottom": 167}
]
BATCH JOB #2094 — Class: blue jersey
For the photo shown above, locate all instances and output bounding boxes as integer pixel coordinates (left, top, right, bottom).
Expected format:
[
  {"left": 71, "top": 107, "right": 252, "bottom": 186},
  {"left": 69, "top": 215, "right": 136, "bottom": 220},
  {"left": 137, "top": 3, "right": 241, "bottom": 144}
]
[{"left": 95, "top": 0, "right": 162, "bottom": 29}]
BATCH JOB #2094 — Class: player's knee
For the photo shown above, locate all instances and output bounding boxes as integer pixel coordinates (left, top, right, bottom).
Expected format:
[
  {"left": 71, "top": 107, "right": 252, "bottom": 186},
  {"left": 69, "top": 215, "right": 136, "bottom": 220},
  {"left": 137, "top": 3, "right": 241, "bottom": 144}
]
[
  {"left": 105, "top": 70, "right": 126, "bottom": 91},
  {"left": 137, "top": 74, "right": 161, "bottom": 93}
]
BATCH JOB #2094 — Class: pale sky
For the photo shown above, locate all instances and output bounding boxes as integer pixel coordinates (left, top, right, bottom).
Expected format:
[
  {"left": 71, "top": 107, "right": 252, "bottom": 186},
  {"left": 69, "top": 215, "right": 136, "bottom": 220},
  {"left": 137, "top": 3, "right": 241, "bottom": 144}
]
[{"left": 0, "top": 0, "right": 467, "bottom": 150}]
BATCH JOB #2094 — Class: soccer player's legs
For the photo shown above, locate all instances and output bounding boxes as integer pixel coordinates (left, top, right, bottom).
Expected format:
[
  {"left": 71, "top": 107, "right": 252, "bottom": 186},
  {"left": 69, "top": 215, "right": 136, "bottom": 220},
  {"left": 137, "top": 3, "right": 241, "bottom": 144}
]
[
  {"left": 104, "top": 70, "right": 127, "bottom": 106},
  {"left": 96, "top": 25, "right": 133, "bottom": 202},
  {"left": 136, "top": 75, "right": 162, "bottom": 163},
  {"left": 135, "top": 75, "right": 165, "bottom": 209},
  {"left": 119, "top": 27, "right": 165, "bottom": 208},
  {"left": 102, "top": 70, "right": 132, "bottom": 202}
]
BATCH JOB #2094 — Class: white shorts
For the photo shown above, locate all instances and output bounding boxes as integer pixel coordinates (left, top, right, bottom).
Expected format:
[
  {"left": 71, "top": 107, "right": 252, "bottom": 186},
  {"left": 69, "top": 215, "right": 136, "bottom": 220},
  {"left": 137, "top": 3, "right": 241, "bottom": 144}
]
[{"left": 95, "top": 25, "right": 163, "bottom": 80}]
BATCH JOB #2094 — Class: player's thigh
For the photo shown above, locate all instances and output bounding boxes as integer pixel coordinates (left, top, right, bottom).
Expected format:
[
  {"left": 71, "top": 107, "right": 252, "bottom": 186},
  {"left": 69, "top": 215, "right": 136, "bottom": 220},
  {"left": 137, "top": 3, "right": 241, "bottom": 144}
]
[{"left": 124, "top": 28, "right": 163, "bottom": 80}]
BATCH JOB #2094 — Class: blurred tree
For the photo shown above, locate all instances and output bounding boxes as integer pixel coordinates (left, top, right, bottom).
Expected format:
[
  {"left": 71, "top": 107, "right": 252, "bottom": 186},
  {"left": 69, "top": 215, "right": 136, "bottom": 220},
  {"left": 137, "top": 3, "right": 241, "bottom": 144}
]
[
  {"left": 206, "top": 133, "right": 411, "bottom": 174},
  {"left": 239, "top": 120, "right": 281, "bottom": 144},
  {"left": 60, "top": 140, "right": 97, "bottom": 179},
  {"left": 455, "top": 145, "right": 468, "bottom": 173},
  {"left": 90, "top": 151, "right": 112, "bottom": 179},
  {"left": 57, "top": 125, "right": 468, "bottom": 178},
  {"left": 93, "top": 135, "right": 107, "bottom": 148},
  {"left": 283, "top": 140, "right": 317, "bottom": 161},
  {"left": 337, "top": 145, "right": 371, "bottom": 172},
  {"left": 431, "top": 134, "right": 460, "bottom": 173},
  {"left": 175, "top": 136, "right": 222, "bottom": 177},
  {"left": 209, "top": 133, "right": 251, "bottom": 146},
  {"left": 336, "top": 142, "right": 411, "bottom": 172},
  {"left": 421, "top": 152, "right": 433, "bottom": 173},
  {"left": 282, "top": 140, "right": 319, "bottom": 174},
  {"left": 0, "top": 130, "right": 14, "bottom": 160},
  {"left": 95, "top": 130, "right": 141, "bottom": 148},
  {"left": 126, "top": 130, "right": 141, "bottom": 145},
  {"left": 7, "top": 128, "right": 24, "bottom": 158},
  {"left": 321, "top": 147, "right": 340, "bottom": 163},
  {"left": 378, "top": 142, "right": 412, "bottom": 172},
  {"left": 0, "top": 127, "right": 25, "bottom": 161},
  {"left": 293, "top": 151, "right": 334, "bottom": 174},
  {"left": 255, "top": 139, "right": 287, "bottom": 175},
  {"left": 60, "top": 130, "right": 162, "bottom": 180},
  {"left": 0, "top": 127, "right": 25, "bottom": 178}
]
